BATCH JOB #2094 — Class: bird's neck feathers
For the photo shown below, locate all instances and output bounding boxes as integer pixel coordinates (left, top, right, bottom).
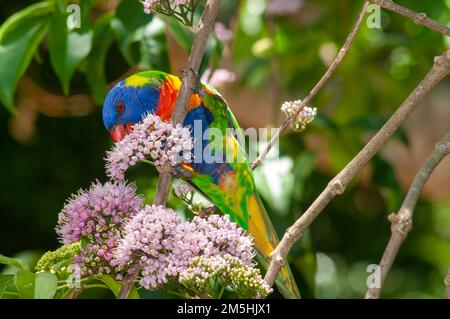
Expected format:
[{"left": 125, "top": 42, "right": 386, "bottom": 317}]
[{"left": 155, "top": 74, "right": 202, "bottom": 121}]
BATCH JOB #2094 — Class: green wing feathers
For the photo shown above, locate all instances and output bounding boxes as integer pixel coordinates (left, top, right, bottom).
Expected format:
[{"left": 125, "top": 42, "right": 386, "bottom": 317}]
[{"left": 199, "top": 87, "right": 301, "bottom": 298}]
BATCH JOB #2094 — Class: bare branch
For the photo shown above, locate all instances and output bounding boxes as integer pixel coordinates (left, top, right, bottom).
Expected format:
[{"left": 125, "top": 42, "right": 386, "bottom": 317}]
[
  {"left": 445, "top": 267, "right": 450, "bottom": 299},
  {"left": 251, "top": 0, "right": 370, "bottom": 170},
  {"left": 117, "top": 0, "right": 220, "bottom": 299},
  {"left": 65, "top": 287, "right": 82, "bottom": 299},
  {"left": 371, "top": 0, "right": 450, "bottom": 37},
  {"left": 153, "top": 170, "right": 174, "bottom": 206},
  {"left": 365, "top": 131, "right": 450, "bottom": 299},
  {"left": 172, "top": 0, "right": 220, "bottom": 125},
  {"left": 263, "top": 51, "right": 450, "bottom": 289}
]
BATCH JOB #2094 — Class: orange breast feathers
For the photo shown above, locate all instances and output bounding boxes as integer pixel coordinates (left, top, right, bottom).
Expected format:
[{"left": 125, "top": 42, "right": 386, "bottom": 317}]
[{"left": 156, "top": 75, "right": 202, "bottom": 121}]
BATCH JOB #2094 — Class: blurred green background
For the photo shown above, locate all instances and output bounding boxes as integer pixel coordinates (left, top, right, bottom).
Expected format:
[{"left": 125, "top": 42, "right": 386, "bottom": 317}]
[{"left": 1, "top": 0, "right": 449, "bottom": 298}]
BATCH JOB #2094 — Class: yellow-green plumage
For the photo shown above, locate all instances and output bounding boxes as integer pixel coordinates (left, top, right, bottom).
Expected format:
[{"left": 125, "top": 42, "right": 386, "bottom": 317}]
[{"left": 190, "top": 82, "right": 301, "bottom": 299}]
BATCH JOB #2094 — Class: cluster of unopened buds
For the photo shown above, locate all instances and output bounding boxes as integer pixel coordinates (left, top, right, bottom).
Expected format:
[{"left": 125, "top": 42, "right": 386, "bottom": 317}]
[
  {"left": 141, "top": 0, "right": 189, "bottom": 14},
  {"left": 179, "top": 254, "right": 272, "bottom": 298},
  {"left": 140, "top": 0, "right": 198, "bottom": 26},
  {"left": 281, "top": 100, "right": 317, "bottom": 132}
]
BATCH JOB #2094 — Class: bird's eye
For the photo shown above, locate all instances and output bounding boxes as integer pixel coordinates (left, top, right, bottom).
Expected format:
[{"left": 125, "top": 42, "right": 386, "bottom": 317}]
[{"left": 116, "top": 101, "right": 125, "bottom": 112}]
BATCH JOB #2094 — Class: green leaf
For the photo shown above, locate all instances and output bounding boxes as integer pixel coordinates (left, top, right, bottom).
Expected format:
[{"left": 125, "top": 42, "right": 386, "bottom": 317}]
[
  {"left": 0, "top": 14, "right": 49, "bottom": 111},
  {"left": 139, "top": 16, "right": 170, "bottom": 71},
  {"left": 0, "top": 1, "right": 53, "bottom": 40},
  {"left": 0, "top": 255, "right": 26, "bottom": 271},
  {"left": 48, "top": 0, "right": 93, "bottom": 94},
  {"left": 111, "top": 0, "right": 154, "bottom": 65},
  {"left": 95, "top": 275, "right": 140, "bottom": 299},
  {"left": 35, "top": 272, "right": 58, "bottom": 299},
  {"left": 163, "top": 15, "right": 194, "bottom": 52},
  {"left": 80, "top": 237, "right": 89, "bottom": 248},
  {"left": 0, "top": 275, "right": 14, "bottom": 287},
  {"left": 14, "top": 270, "right": 35, "bottom": 299},
  {"left": 0, "top": 274, "right": 16, "bottom": 299},
  {"left": 86, "top": 12, "right": 115, "bottom": 104}
]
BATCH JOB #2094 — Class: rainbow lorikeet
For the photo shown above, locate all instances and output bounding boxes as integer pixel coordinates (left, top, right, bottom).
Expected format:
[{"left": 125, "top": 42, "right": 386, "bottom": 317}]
[{"left": 102, "top": 70, "right": 300, "bottom": 298}]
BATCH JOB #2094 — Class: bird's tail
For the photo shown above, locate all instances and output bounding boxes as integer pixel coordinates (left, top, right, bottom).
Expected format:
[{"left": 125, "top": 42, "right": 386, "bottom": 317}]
[{"left": 247, "top": 193, "right": 301, "bottom": 299}]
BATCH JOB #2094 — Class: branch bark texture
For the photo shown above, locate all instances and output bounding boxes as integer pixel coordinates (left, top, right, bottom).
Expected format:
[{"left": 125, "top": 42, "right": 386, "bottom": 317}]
[
  {"left": 370, "top": 0, "right": 450, "bottom": 37},
  {"left": 445, "top": 267, "right": 450, "bottom": 299},
  {"left": 264, "top": 51, "right": 450, "bottom": 289},
  {"left": 365, "top": 131, "right": 450, "bottom": 299}
]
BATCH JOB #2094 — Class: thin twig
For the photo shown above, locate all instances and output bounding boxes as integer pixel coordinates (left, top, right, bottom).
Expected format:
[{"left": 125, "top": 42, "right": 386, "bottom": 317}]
[
  {"left": 117, "top": 0, "right": 220, "bottom": 299},
  {"left": 445, "top": 267, "right": 450, "bottom": 299},
  {"left": 370, "top": 0, "right": 450, "bottom": 37},
  {"left": 251, "top": 0, "right": 370, "bottom": 170},
  {"left": 263, "top": 51, "right": 450, "bottom": 289},
  {"left": 65, "top": 287, "right": 83, "bottom": 299},
  {"left": 365, "top": 131, "right": 450, "bottom": 299}
]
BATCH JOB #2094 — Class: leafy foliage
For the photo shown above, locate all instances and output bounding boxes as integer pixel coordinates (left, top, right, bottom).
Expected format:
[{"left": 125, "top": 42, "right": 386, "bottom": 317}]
[{"left": 0, "top": 2, "right": 51, "bottom": 111}]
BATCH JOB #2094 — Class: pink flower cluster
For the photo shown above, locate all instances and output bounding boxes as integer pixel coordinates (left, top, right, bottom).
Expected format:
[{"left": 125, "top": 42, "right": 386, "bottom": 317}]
[
  {"left": 114, "top": 208, "right": 255, "bottom": 290},
  {"left": 105, "top": 113, "right": 193, "bottom": 181},
  {"left": 56, "top": 181, "right": 143, "bottom": 276},
  {"left": 56, "top": 181, "right": 264, "bottom": 296},
  {"left": 173, "top": 214, "right": 254, "bottom": 268},
  {"left": 113, "top": 205, "right": 180, "bottom": 288}
]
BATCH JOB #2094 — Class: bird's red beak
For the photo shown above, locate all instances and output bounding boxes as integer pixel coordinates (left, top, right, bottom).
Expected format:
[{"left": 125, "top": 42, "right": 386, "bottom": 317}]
[{"left": 109, "top": 124, "right": 135, "bottom": 142}]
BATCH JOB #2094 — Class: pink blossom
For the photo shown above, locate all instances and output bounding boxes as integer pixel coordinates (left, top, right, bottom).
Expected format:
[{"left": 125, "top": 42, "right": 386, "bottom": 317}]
[
  {"left": 267, "top": 0, "right": 303, "bottom": 16},
  {"left": 215, "top": 22, "right": 233, "bottom": 43},
  {"left": 56, "top": 181, "right": 143, "bottom": 276},
  {"left": 114, "top": 208, "right": 255, "bottom": 290},
  {"left": 201, "top": 68, "right": 236, "bottom": 87},
  {"left": 105, "top": 113, "right": 193, "bottom": 181}
]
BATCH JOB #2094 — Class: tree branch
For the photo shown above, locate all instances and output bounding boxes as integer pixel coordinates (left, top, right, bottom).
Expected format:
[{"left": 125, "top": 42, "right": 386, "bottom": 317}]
[
  {"left": 365, "top": 131, "right": 450, "bottom": 299},
  {"left": 445, "top": 266, "right": 450, "bottom": 299},
  {"left": 370, "top": 0, "right": 450, "bottom": 37},
  {"left": 263, "top": 51, "right": 450, "bottom": 289},
  {"left": 65, "top": 287, "right": 82, "bottom": 299},
  {"left": 117, "top": 0, "right": 220, "bottom": 299},
  {"left": 251, "top": 0, "right": 370, "bottom": 170},
  {"left": 172, "top": 0, "right": 220, "bottom": 125}
]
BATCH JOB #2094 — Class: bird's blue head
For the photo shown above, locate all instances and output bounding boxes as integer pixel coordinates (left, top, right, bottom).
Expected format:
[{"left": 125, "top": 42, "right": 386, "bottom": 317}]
[{"left": 102, "top": 74, "right": 162, "bottom": 142}]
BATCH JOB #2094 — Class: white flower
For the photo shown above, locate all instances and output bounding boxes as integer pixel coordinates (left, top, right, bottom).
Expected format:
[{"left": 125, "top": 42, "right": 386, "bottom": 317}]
[{"left": 281, "top": 100, "right": 317, "bottom": 131}]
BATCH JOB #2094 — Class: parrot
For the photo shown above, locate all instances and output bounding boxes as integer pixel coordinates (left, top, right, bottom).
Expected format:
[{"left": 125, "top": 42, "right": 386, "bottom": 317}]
[{"left": 102, "top": 70, "right": 300, "bottom": 299}]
